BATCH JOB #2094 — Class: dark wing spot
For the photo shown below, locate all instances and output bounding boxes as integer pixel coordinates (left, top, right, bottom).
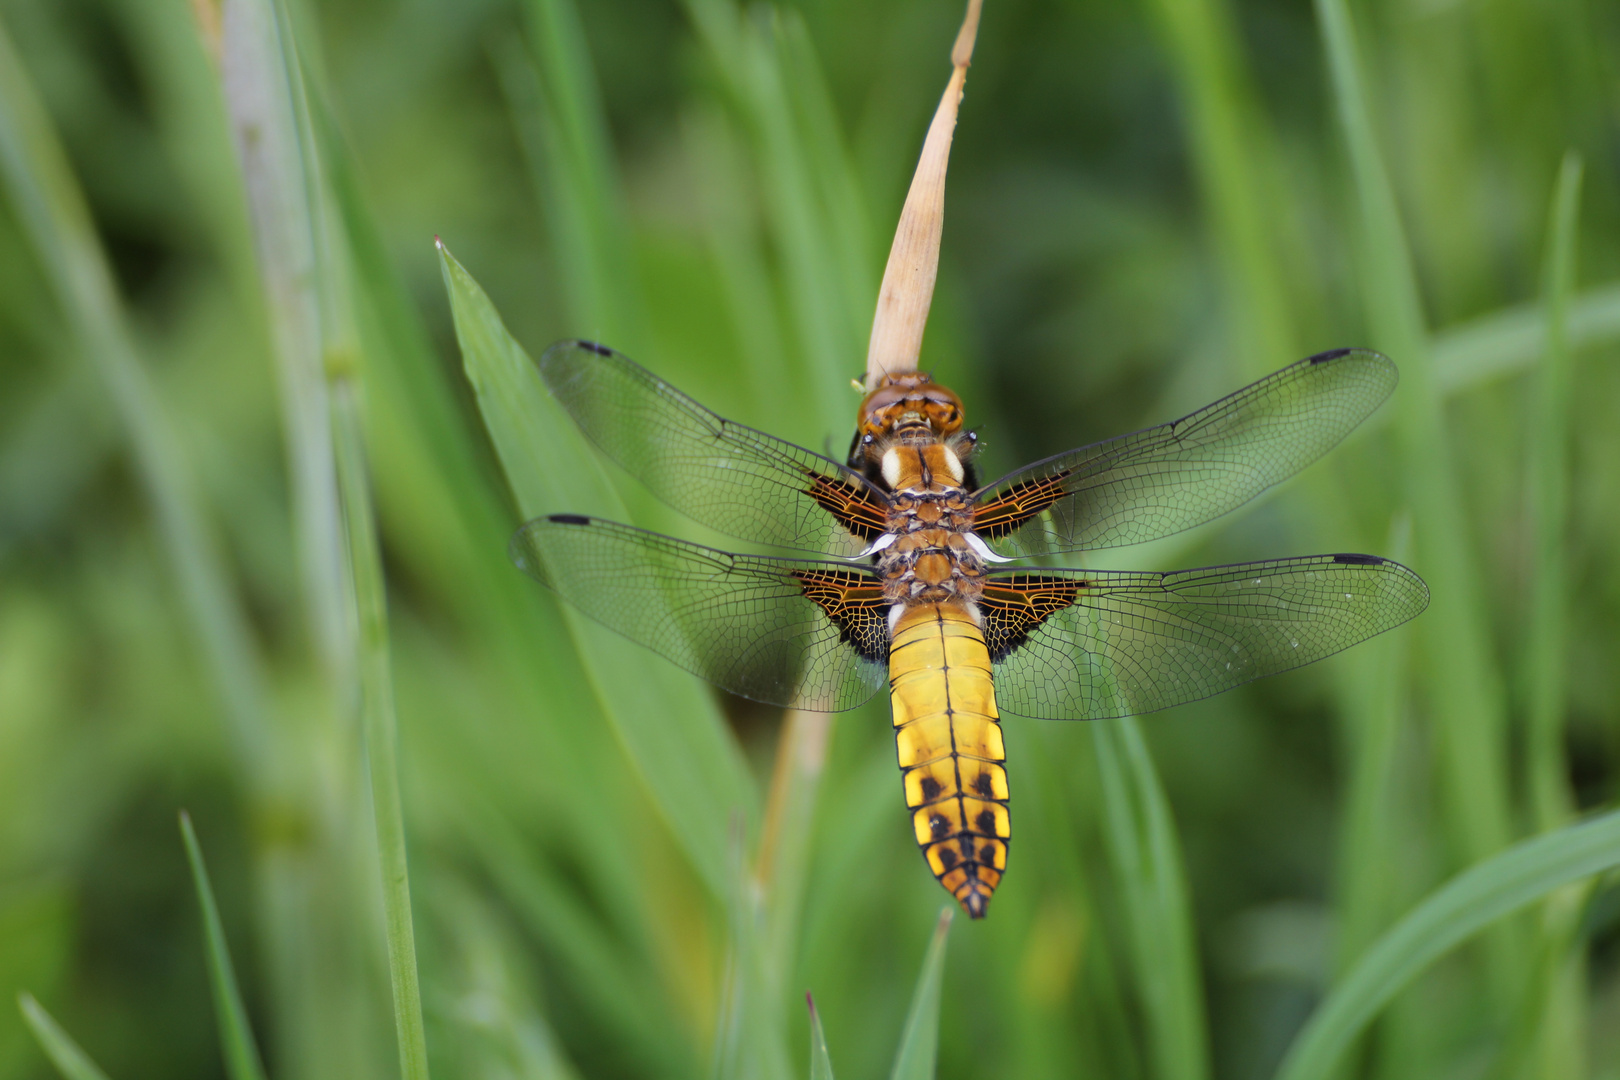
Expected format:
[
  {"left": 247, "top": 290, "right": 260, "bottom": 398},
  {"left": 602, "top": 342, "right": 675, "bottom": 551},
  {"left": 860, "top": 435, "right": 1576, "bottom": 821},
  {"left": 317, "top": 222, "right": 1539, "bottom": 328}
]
[
  {"left": 577, "top": 340, "right": 613, "bottom": 356},
  {"left": 1333, "top": 553, "right": 1384, "bottom": 565},
  {"left": 974, "top": 772, "right": 994, "bottom": 797},
  {"left": 1308, "top": 347, "right": 1352, "bottom": 364},
  {"left": 920, "top": 776, "right": 942, "bottom": 800},
  {"left": 548, "top": 514, "right": 592, "bottom": 526},
  {"left": 976, "top": 809, "right": 997, "bottom": 835},
  {"left": 929, "top": 814, "right": 951, "bottom": 840},
  {"left": 938, "top": 848, "right": 958, "bottom": 870}
]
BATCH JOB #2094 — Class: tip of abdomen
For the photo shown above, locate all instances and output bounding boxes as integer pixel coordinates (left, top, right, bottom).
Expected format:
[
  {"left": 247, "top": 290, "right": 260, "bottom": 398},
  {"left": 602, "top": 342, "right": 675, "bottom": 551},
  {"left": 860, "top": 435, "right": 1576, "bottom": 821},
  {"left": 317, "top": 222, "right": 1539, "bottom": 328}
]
[{"left": 957, "top": 883, "right": 993, "bottom": 919}]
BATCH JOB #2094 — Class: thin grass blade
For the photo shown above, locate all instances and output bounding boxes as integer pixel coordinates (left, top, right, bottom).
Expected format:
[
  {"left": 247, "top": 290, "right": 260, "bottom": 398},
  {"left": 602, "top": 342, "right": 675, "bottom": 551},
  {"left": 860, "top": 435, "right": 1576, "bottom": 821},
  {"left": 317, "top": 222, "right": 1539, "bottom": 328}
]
[
  {"left": 512, "top": 0, "right": 645, "bottom": 346},
  {"left": 1525, "top": 152, "right": 1583, "bottom": 832},
  {"left": 16, "top": 995, "right": 111, "bottom": 1080},
  {"left": 1333, "top": 516, "right": 1414, "bottom": 967},
  {"left": 1434, "top": 283, "right": 1620, "bottom": 394},
  {"left": 1092, "top": 717, "right": 1210, "bottom": 1080},
  {"left": 888, "top": 907, "right": 953, "bottom": 1080},
  {"left": 1515, "top": 150, "right": 1586, "bottom": 1080},
  {"left": 806, "top": 993, "right": 835, "bottom": 1080},
  {"left": 333, "top": 383, "right": 430, "bottom": 1080},
  {"left": 1274, "top": 807, "right": 1620, "bottom": 1080},
  {"left": 179, "top": 813, "right": 269, "bottom": 1080},
  {"left": 438, "top": 242, "right": 756, "bottom": 899},
  {"left": 1144, "top": 0, "right": 1297, "bottom": 374},
  {"left": 1313, "top": 0, "right": 1520, "bottom": 1004}
]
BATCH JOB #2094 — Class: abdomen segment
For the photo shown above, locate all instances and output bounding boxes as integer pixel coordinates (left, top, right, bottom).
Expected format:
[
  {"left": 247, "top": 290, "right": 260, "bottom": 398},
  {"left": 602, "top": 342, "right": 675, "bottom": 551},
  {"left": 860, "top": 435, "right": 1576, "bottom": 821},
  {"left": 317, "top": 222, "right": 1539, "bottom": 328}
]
[{"left": 888, "top": 602, "right": 1010, "bottom": 918}]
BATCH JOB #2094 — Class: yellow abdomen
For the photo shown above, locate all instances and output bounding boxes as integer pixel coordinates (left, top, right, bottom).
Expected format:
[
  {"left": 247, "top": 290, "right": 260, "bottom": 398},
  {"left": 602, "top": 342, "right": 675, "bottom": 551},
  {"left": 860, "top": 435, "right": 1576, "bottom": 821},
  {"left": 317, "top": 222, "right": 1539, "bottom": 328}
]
[{"left": 889, "top": 602, "right": 1010, "bottom": 918}]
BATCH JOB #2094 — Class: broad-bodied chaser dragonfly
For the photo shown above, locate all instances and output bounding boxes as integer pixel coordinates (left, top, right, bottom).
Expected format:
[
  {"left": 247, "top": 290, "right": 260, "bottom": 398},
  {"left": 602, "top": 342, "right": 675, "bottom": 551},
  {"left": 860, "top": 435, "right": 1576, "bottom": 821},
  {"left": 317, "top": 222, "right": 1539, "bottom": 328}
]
[{"left": 512, "top": 342, "right": 1428, "bottom": 918}]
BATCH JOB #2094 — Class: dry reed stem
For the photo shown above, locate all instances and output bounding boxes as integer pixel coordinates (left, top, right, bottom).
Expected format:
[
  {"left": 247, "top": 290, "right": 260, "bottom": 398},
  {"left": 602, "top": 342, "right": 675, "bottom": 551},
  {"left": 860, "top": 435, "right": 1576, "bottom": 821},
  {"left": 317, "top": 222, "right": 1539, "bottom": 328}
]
[{"left": 864, "top": 0, "right": 982, "bottom": 390}]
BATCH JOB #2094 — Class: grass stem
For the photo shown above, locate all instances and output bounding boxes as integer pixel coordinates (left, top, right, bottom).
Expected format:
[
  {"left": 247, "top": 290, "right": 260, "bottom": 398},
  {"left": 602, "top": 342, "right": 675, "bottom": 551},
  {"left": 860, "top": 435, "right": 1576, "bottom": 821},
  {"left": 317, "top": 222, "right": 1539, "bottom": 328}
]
[{"left": 333, "top": 381, "right": 431, "bottom": 1080}]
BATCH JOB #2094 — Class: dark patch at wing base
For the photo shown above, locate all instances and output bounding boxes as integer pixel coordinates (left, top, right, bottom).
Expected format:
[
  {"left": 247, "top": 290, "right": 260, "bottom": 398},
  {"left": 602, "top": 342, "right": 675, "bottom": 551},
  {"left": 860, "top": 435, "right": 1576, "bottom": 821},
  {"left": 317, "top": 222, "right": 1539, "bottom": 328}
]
[
  {"left": 977, "top": 576, "right": 1082, "bottom": 659},
  {"left": 971, "top": 475, "right": 1072, "bottom": 541},
  {"left": 804, "top": 472, "right": 886, "bottom": 542},
  {"left": 791, "top": 568, "right": 890, "bottom": 662}
]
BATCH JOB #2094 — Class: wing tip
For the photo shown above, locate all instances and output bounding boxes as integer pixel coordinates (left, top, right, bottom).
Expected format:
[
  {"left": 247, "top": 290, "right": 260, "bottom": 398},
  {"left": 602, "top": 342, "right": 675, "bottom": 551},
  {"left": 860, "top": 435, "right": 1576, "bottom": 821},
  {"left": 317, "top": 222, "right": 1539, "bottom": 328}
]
[
  {"left": 1308, "top": 346, "right": 1354, "bottom": 364},
  {"left": 1306, "top": 345, "right": 1397, "bottom": 380}
]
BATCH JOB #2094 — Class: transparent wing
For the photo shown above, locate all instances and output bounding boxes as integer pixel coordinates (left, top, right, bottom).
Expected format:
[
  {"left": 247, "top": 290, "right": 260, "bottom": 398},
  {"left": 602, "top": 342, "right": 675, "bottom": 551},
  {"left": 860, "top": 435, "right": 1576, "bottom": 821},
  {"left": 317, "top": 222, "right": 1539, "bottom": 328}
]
[
  {"left": 973, "top": 349, "right": 1397, "bottom": 556},
  {"left": 981, "top": 553, "right": 1428, "bottom": 720},
  {"left": 540, "top": 341, "right": 887, "bottom": 555},
  {"left": 511, "top": 515, "right": 888, "bottom": 712}
]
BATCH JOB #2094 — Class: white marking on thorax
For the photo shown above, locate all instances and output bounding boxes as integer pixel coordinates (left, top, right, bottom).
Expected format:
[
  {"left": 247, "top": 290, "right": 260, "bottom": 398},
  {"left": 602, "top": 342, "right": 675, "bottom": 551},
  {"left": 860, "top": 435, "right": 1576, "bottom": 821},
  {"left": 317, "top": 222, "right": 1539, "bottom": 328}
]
[
  {"left": 856, "top": 532, "right": 898, "bottom": 558},
  {"left": 940, "top": 446, "right": 964, "bottom": 484},
  {"left": 888, "top": 604, "right": 906, "bottom": 636},
  {"left": 964, "top": 532, "right": 1014, "bottom": 563},
  {"left": 881, "top": 448, "right": 902, "bottom": 489}
]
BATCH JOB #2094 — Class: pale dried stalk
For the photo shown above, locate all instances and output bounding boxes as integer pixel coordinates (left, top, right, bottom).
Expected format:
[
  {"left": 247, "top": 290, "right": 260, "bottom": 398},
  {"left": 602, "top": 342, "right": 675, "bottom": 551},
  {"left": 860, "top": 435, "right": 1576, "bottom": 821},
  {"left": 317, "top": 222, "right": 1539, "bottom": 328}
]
[{"left": 864, "top": 0, "right": 982, "bottom": 390}]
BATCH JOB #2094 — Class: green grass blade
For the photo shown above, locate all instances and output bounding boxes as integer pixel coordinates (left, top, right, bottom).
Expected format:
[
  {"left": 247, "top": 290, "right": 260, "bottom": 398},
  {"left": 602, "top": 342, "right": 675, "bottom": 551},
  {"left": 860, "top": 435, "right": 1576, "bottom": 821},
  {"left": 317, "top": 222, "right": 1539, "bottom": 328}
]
[
  {"left": 681, "top": 0, "right": 862, "bottom": 424},
  {"left": 1313, "top": 0, "right": 1520, "bottom": 1000},
  {"left": 1274, "top": 808, "right": 1620, "bottom": 1080},
  {"left": 1092, "top": 718, "right": 1210, "bottom": 1080},
  {"left": 758, "top": 710, "right": 832, "bottom": 1006},
  {"left": 714, "top": 824, "right": 792, "bottom": 1080},
  {"left": 0, "top": 10, "right": 271, "bottom": 782},
  {"left": 888, "top": 907, "right": 953, "bottom": 1080},
  {"left": 1514, "top": 151, "right": 1586, "bottom": 1080},
  {"left": 1332, "top": 516, "right": 1414, "bottom": 967},
  {"left": 179, "top": 813, "right": 269, "bottom": 1080},
  {"left": 437, "top": 241, "right": 756, "bottom": 899},
  {"left": 333, "top": 383, "right": 430, "bottom": 1080},
  {"left": 432, "top": 882, "right": 584, "bottom": 1080},
  {"left": 457, "top": 802, "right": 698, "bottom": 1077},
  {"left": 17, "top": 995, "right": 111, "bottom": 1080},
  {"left": 512, "top": 0, "right": 645, "bottom": 346},
  {"left": 1433, "top": 283, "right": 1620, "bottom": 394},
  {"left": 1144, "top": 0, "right": 1297, "bottom": 374},
  {"left": 807, "top": 993, "right": 835, "bottom": 1080},
  {"left": 1525, "top": 152, "right": 1583, "bottom": 832}
]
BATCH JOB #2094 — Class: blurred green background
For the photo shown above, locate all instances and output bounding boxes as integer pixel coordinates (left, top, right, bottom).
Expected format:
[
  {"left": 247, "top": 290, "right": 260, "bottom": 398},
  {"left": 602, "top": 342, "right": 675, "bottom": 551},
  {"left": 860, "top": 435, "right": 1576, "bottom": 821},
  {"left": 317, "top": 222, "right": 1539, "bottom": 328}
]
[{"left": 1, "top": 0, "right": 1618, "bottom": 1077}]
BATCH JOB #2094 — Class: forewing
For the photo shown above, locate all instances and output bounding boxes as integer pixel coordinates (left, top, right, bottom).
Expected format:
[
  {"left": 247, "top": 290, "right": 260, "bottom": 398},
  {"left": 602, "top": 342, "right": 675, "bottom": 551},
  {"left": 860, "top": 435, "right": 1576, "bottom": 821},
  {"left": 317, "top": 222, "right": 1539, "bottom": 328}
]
[
  {"left": 982, "top": 554, "right": 1428, "bottom": 720},
  {"left": 973, "top": 349, "right": 1397, "bottom": 556},
  {"left": 540, "top": 341, "right": 886, "bottom": 554},
  {"left": 511, "top": 515, "right": 888, "bottom": 711}
]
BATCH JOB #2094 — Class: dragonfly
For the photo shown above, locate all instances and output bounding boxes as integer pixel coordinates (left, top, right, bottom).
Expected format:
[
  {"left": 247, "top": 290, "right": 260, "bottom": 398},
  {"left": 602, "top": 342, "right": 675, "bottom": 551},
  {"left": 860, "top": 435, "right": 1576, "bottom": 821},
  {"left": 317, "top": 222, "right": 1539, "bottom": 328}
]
[{"left": 512, "top": 341, "right": 1429, "bottom": 918}]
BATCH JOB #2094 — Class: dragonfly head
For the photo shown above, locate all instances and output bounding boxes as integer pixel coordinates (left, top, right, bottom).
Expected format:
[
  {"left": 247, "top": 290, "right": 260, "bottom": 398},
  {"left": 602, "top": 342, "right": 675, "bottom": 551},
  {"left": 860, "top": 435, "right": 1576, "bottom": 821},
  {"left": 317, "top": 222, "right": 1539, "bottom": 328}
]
[{"left": 856, "top": 372, "right": 965, "bottom": 439}]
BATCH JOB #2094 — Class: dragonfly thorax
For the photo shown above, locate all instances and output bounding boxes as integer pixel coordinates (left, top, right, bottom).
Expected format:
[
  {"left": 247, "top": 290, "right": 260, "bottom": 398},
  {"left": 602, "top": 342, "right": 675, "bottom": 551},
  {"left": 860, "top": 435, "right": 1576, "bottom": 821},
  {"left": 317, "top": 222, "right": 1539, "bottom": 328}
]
[{"left": 875, "top": 442, "right": 988, "bottom": 611}]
